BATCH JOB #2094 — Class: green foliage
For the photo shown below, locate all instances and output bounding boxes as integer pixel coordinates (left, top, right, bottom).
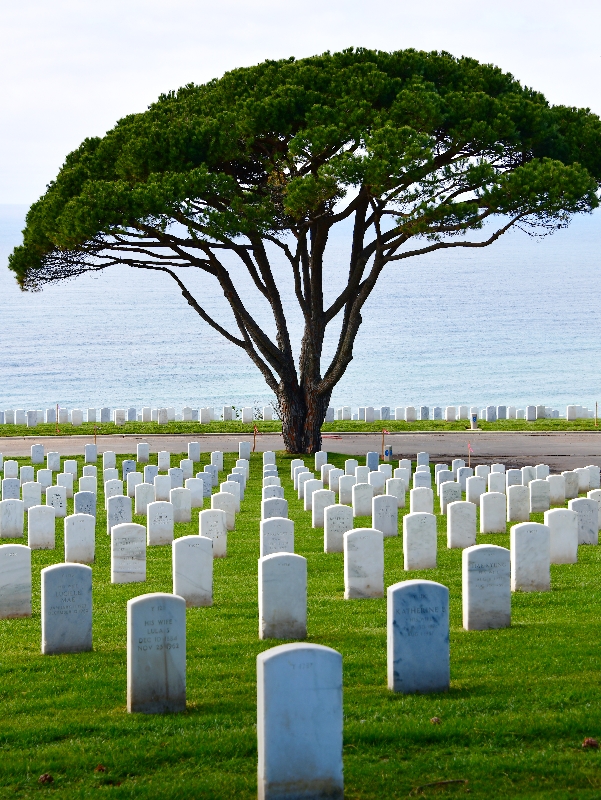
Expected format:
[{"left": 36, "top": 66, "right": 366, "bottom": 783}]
[
  {"left": 9, "top": 47, "right": 601, "bottom": 289},
  {"left": 1, "top": 451, "right": 601, "bottom": 798}
]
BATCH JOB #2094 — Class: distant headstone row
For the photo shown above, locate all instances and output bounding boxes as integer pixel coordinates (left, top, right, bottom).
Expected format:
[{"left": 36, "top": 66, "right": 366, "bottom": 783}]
[{"left": 0, "top": 403, "right": 595, "bottom": 426}]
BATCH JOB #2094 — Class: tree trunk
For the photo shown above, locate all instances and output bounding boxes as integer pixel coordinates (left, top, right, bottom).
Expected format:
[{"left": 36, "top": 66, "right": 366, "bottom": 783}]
[{"left": 278, "top": 383, "right": 331, "bottom": 454}]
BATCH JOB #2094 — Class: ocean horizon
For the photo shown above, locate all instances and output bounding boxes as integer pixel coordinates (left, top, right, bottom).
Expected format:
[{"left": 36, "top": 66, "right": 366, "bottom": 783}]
[{"left": 1, "top": 203, "right": 600, "bottom": 414}]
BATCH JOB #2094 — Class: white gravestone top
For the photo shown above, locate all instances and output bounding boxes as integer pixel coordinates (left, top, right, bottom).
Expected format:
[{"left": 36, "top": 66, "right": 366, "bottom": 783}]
[
  {"left": 64, "top": 514, "right": 95, "bottom": 563},
  {"left": 0, "top": 544, "right": 31, "bottom": 618},
  {"left": 462, "top": 544, "right": 510, "bottom": 630},
  {"left": 256, "top": 643, "right": 343, "bottom": 800},
  {"left": 343, "top": 528, "right": 384, "bottom": 599},
  {"left": 172, "top": 535, "right": 213, "bottom": 607},
  {"left": 259, "top": 553, "right": 307, "bottom": 640},
  {"left": 111, "top": 523, "right": 146, "bottom": 583},
  {"left": 260, "top": 517, "right": 294, "bottom": 558},
  {"left": 510, "top": 522, "right": 550, "bottom": 592},
  {"left": 403, "top": 512, "right": 437, "bottom": 570},
  {"left": 41, "top": 563, "right": 92, "bottom": 654},
  {"left": 387, "top": 579, "right": 450, "bottom": 694},
  {"left": 127, "top": 592, "right": 186, "bottom": 713},
  {"left": 324, "top": 505, "right": 353, "bottom": 553},
  {"left": 28, "top": 505, "right": 55, "bottom": 549},
  {"left": 199, "top": 509, "right": 227, "bottom": 557},
  {"left": 147, "top": 501, "right": 175, "bottom": 546}
]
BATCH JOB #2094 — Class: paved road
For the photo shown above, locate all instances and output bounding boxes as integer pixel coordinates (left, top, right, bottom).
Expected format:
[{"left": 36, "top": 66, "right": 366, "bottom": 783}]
[{"left": 1, "top": 431, "right": 600, "bottom": 470}]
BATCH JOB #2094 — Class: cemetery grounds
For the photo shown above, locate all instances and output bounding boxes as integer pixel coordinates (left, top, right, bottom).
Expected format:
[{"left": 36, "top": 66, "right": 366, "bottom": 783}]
[{"left": 1, "top": 450, "right": 600, "bottom": 799}]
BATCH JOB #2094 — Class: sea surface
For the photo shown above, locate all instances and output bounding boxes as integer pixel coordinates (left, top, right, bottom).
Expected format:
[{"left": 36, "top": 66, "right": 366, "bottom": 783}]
[{"left": 1, "top": 204, "right": 600, "bottom": 413}]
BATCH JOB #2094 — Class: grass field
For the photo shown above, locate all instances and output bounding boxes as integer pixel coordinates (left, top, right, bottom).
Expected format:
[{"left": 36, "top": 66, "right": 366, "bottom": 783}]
[
  {"left": 1, "top": 452, "right": 601, "bottom": 799},
  {"left": 0, "top": 418, "right": 600, "bottom": 438}
]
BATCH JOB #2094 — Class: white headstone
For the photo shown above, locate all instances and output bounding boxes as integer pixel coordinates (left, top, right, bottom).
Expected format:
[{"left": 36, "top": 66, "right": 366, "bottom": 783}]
[
  {"left": 104, "top": 478, "right": 123, "bottom": 509},
  {"left": 261, "top": 497, "right": 288, "bottom": 521},
  {"left": 111, "top": 522, "right": 146, "bottom": 583},
  {"left": 41, "top": 563, "right": 93, "bottom": 654},
  {"left": 544, "top": 508, "right": 578, "bottom": 564},
  {"left": 122, "top": 471, "right": 141, "bottom": 497},
  {"left": 455, "top": 467, "right": 472, "bottom": 492},
  {"left": 480, "top": 492, "right": 506, "bottom": 533},
  {"left": 263, "top": 486, "right": 284, "bottom": 501},
  {"left": 103, "top": 451, "right": 116, "bottom": 470},
  {"left": 314, "top": 451, "right": 327, "bottom": 471},
  {"left": 352, "top": 483, "right": 373, "bottom": 517},
  {"left": 343, "top": 528, "right": 384, "bottom": 598},
  {"left": 440, "top": 481, "right": 461, "bottom": 514},
  {"left": 466, "top": 476, "right": 486, "bottom": 505},
  {"left": 587, "top": 465, "right": 601, "bottom": 490},
  {"left": 303, "top": 479, "right": 324, "bottom": 512},
  {"left": 355, "top": 466, "right": 369, "bottom": 484},
  {"left": 324, "top": 505, "right": 353, "bottom": 553},
  {"left": 447, "top": 501, "right": 476, "bottom": 549},
  {"left": 474, "top": 465, "right": 490, "bottom": 479},
  {"left": 562, "top": 471, "right": 579, "bottom": 500},
  {"left": 568, "top": 498, "right": 598, "bottom": 545},
  {"left": 510, "top": 522, "right": 550, "bottom": 592},
  {"left": 462, "top": 544, "right": 510, "bottom": 630},
  {"left": 506, "top": 485, "right": 529, "bottom": 522},
  {"left": 154, "top": 474, "right": 172, "bottom": 502},
  {"left": 134, "top": 483, "right": 155, "bottom": 516},
  {"left": 55, "top": 471, "right": 74, "bottom": 499},
  {"left": 297, "top": 472, "right": 314, "bottom": 500},
  {"left": 103, "top": 467, "right": 119, "bottom": 484},
  {"left": 157, "top": 450, "right": 170, "bottom": 472},
  {"left": 0, "top": 544, "right": 31, "bottom": 618},
  {"left": 312, "top": 489, "right": 336, "bottom": 528},
  {"left": 147, "top": 501, "right": 175, "bottom": 545},
  {"left": 372, "top": 494, "right": 397, "bottom": 537},
  {"left": 263, "top": 451, "right": 276, "bottom": 466},
  {"left": 386, "top": 477, "right": 406, "bottom": 508},
  {"left": 144, "top": 464, "right": 158, "bottom": 485},
  {"left": 403, "top": 512, "right": 437, "bottom": 570},
  {"left": 73, "top": 490, "right": 96, "bottom": 517},
  {"left": 587, "top": 489, "right": 601, "bottom": 530},
  {"left": 127, "top": 592, "right": 186, "bottom": 713},
  {"left": 412, "top": 471, "right": 431, "bottom": 489},
  {"left": 505, "top": 469, "right": 522, "bottom": 489},
  {"left": 173, "top": 535, "right": 213, "bottom": 607},
  {"left": 344, "top": 459, "right": 359, "bottom": 476},
  {"left": 31, "top": 444, "right": 44, "bottom": 464},
  {"left": 37, "top": 469, "right": 53, "bottom": 491},
  {"left": 210, "top": 451, "right": 224, "bottom": 471},
  {"left": 185, "top": 478, "right": 205, "bottom": 509},
  {"left": 409, "top": 487, "right": 433, "bottom": 514},
  {"left": 259, "top": 553, "right": 307, "bottom": 639},
  {"left": 22, "top": 481, "right": 42, "bottom": 511},
  {"left": 64, "top": 512, "right": 95, "bottom": 563},
  {"left": 137, "top": 443, "right": 150, "bottom": 463},
  {"left": 46, "top": 486, "right": 67, "bottom": 518},
  {"left": 521, "top": 466, "right": 536, "bottom": 486},
  {"left": 106, "top": 495, "right": 132, "bottom": 535},
  {"left": 3, "top": 460, "right": 18, "bottom": 479},
  {"left": 338, "top": 475, "right": 356, "bottom": 505},
  {"left": 260, "top": 517, "right": 294, "bottom": 558},
  {"left": 368, "top": 470, "right": 386, "bottom": 496},
  {"left": 19, "top": 465, "right": 35, "bottom": 485},
  {"left": 170, "top": 487, "right": 192, "bottom": 523},
  {"left": 238, "top": 441, "right": 251, "bottom": 460},
  {"left": 574, "top": 467, "right": 591, "bottom": 492},
  {"left": 78, "top": 476, "right": 97, "bottom": 495},
  {"left": 2, "top": 477, "right": 20, "bottom": 500},
  {"left": 199, "top": 509, "right": 227, "bottom": 557},
  {"left": 47, "top": 452, "right": 60, "bottom": 472},
  {"left": 256, "top": 643, "right": 343, "bottom": 800},
  {"left": 387, "top": 579, "right": 449, "bottom": 693},
  {"left": 529, "top": 479, "right": 550, "bottom": 513},
  {"left": 27, "top": 500, "right": 56, "bottom": 550},
  {"left": 488, "top": 472, "right": 506, "bottom": 494}
]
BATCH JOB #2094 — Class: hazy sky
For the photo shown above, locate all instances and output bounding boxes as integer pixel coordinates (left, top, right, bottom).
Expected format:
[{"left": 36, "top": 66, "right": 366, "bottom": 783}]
[{"left": 2, "top": 0, "right": 600, "bottom": 204}]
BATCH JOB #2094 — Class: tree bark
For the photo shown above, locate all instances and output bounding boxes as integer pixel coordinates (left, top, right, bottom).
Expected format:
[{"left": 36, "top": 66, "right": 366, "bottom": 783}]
[{"left": 278, "top": 382, "right": 332, "bottom": 454}]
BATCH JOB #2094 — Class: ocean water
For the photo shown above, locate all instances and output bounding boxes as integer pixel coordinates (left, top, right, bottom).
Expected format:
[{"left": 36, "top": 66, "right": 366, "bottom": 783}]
[{"left": 1, "top": 203, "right": 600, "bottom": 412}]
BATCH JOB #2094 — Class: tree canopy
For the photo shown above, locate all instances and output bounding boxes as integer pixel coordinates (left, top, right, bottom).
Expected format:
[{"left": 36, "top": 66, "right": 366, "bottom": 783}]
[{"left": 9, "top": 47, "right": 601, "bottom": 451}]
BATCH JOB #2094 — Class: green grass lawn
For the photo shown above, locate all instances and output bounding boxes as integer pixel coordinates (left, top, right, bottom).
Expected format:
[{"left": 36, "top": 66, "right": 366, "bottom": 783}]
[
  {"left": 1, "top": 418, "right": 601, "bottom": 437},
  {"left": 1, "top": 453, "right": 600, "bottom": 798}
]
